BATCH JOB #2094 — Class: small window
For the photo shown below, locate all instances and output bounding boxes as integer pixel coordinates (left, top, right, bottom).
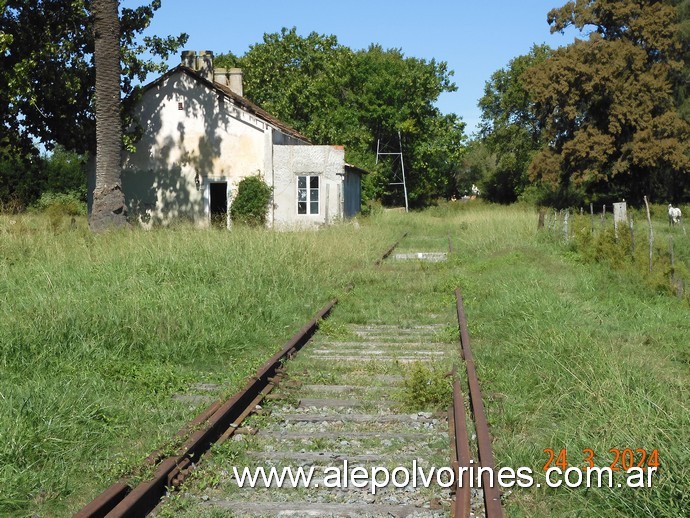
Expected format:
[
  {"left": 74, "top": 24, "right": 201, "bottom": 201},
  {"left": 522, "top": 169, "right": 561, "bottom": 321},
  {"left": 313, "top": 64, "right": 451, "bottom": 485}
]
[
  {"left": 178, "top": 101, "right": 184, "bottom": 110},
  {"left": 297, "top": 175, "right": 319, "bottom": 215}
]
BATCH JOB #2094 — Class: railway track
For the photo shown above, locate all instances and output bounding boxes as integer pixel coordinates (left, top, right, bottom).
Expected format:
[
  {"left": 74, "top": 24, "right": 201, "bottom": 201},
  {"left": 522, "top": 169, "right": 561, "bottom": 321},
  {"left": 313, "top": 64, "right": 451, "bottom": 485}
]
[
  {"left": 77, "top": 235, "right": 503, "bottom": 517},
  {"left": 450, "top": 289, "right": 503, "bottom": 518}
]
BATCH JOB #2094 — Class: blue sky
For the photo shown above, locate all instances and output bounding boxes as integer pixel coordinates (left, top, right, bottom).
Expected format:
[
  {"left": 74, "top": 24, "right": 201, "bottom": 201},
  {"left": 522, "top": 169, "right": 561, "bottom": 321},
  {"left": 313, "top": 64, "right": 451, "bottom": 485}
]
[{"left": 124, "top": 0, "right": 583, "bottom": 135}]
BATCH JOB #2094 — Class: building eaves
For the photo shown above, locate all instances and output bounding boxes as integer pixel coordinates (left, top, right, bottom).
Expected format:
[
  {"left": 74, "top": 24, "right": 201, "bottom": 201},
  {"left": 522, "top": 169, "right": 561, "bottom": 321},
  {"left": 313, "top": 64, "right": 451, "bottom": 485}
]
[
  {"left": 345, "top": 162, "right": 370, "bottom": 175},
  {"left": 137, "top": 65, "right": 311, "bottom": 144}
]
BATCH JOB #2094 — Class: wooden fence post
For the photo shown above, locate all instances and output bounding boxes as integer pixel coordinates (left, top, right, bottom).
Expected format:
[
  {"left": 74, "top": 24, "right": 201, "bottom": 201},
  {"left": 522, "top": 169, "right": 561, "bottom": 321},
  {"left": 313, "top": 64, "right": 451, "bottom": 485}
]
[
  {"left": 629, "top": 215, "right": 635, "bottom": 258},
  {"left": 669, "top": 236, "right": 675, "bottom": 285},
  {"left": 644, "top": 196, "right": 653, "bottom": 273},
  {"left": 564, "top": 209, "right": 570, "bottom": 242}
]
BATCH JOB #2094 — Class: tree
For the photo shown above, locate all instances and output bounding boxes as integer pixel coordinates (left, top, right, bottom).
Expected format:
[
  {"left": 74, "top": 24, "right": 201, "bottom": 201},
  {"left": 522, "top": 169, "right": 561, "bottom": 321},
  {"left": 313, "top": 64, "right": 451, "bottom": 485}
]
[
  {"left": 456, "top": 140, "right": 497, "bottom": 196},
  {"left": 478, "top": 45, "right": 552, "bottom": 203},
  {"left": 0, "top": 1, "right": 10, "bottom": 53},
  {"left": 42, "top": 147, "right": 87, "bottom": 197},
  {"left": 216, "top": 28, "right": 466, "bottom": 208},
  {"left": 90, "top": 0, "right": 126, "bottom": 230},
  {"left": 525, "top": 0, "right": 690, "bottom": 204},
  {"left": 0, "top": 147, "right": 41, "bottom": 211},
  {"left": 670, "top": 0, "right": 690, "bottom": 122},
  {"left": 0, "top": 1, "right": 187, "bottom": 156}
]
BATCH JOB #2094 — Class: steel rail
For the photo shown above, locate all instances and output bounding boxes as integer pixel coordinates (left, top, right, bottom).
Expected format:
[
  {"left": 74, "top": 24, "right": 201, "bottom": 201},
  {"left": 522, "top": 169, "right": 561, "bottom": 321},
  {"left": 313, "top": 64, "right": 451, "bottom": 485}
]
[
  {"left": 78, "top": 234, "right": 406, "bottom": 517},
  {"left": 76, "top": 299, "right": 337, "bottom": 518},
  {"left": 450, "top": 367, "right": 473, "bottom": 518},
  {"left": 455, "top": 288, "right": 504, "bottom": 518},
  {"left": 374, "top": 232, "right": 408, "bottom": 265}
]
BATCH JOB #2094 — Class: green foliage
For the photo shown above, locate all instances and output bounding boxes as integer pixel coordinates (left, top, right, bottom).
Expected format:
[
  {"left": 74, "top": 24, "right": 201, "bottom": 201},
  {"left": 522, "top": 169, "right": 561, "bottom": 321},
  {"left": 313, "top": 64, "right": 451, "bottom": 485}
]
[
  {"left": 1, "top": 146, "right": 87, "bottom": 212},
  {"left": 32, "top": 191, "right": 87, "bottom": 216},
  {"left": 0, "top": 149, "right": 40, "bottom": 212},
  {"left": 216, "top": 28, "right": 466, "bottom": 208},
  {"left": 400, "top": 362, "right": 452, "bottom": 411},
  {"left": 543, "top": 208, "right": 690, "bottom": 301},
  {"left": 42, "top": 147, "right": 87, "bottom": 198},
  {"left": 477, "top": 45, "right": 552, "bottom": 203},
  {"left": 0, "top": 0, "right": 188, "bottom": 156},
  {"left": 456, "top": 140, "right": 496, "bottom": 196},
  {"left": 229, "top": 175, "right": 272, "bottom": 226},
  {"left": 525, "top": 0, "right": 690, "bottom": 203}
]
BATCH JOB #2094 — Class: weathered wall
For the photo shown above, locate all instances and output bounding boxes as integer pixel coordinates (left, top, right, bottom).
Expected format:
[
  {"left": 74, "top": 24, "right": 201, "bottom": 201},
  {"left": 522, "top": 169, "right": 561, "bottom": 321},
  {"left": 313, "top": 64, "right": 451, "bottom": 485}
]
[
  {"left": 271, "top": 145, "right": 346, "bottom": 229},
  {"left": 122, "top": 70, "right": 270, "bottom": 227},
  {"left": 343, "top": 170, "right": 362, "bottom": 218},
  {"left": 94, "top": 68, "right": 358, "bottom": 230}
]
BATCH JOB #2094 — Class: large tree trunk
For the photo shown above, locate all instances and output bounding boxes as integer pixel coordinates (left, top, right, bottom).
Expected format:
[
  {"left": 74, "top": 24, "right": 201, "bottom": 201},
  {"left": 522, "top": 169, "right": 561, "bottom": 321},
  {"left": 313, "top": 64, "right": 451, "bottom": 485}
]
[{"left": 90, "top": 0, "right": 127, "bottom": 231}]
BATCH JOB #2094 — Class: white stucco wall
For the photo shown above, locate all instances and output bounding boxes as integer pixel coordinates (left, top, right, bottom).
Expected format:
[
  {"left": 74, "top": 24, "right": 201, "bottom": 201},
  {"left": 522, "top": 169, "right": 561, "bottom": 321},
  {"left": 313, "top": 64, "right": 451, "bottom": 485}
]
[
  {"left": 122, "top": 70, "right": 270, "bottom": 227},
  {"left": 271, "top": 145, "right": 346, "bottom": 229},
  {"left": 110, "top": 68, "right": 360, "bottom": 229}
]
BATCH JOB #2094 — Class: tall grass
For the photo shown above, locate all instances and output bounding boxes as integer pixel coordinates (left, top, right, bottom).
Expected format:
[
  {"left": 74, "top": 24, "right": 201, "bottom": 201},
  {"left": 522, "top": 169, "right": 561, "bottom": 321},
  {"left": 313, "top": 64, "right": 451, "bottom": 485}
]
[
  {"left": 429, "top": 202, "right": 689, "bottom": 517},
  {"left": 0, "top": 215, "right": 396, "bottom": 515},
  {"left": 1, "top": 204, "right": 687, "bottom": 517},
  {"left": 353, "top": 202, "right": 687, "bottom": 516}
]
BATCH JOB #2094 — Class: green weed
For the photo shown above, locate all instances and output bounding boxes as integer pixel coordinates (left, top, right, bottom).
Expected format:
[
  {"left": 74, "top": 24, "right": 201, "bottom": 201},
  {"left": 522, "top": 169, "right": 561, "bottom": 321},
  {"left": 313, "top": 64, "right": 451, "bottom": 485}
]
[{"left": 400, "top": 362, "right": 453, "bottom": 411}]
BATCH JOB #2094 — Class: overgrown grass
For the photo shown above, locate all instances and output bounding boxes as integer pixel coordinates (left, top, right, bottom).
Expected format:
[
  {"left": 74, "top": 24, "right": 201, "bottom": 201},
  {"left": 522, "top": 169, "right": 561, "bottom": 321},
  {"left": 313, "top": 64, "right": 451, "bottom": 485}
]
[
  {"left": 441, "top": 203, "right": 689, "bottom": 517},
  {"left": 1, "top": 203, "right": 688, "bottom": 517},
  {"left": 336, "top": 202, "right": 688, "bottom": 516},
  {"left": 542, "top": 204, "right": 690, "bottom": 303},
  {"left": 0, "top": 215, "right": 396, "bottom": 515}
]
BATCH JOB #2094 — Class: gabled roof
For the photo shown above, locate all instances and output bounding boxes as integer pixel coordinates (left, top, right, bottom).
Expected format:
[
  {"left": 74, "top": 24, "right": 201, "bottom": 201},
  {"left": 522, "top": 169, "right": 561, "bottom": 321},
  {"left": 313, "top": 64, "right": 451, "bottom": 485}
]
[{"left": 138, "top": 65, "right": 311, "bottom": 143}]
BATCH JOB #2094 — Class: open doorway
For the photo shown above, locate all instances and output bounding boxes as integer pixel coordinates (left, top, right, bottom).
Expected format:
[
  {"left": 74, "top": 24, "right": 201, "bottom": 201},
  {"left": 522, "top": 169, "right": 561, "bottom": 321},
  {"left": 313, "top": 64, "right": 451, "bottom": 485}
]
[{"left": 209, "top": 182, "right": 228, "bottom": 228}]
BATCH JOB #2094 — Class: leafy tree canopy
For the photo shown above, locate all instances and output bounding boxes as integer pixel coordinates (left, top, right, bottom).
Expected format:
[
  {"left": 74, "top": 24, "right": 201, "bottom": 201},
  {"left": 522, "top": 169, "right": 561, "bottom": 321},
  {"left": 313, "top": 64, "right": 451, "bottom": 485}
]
[
  {"left": 216, "top": 27, "right": 466, "bottom": 207},
  {"left": 0, "top": 145, "right": 86, "bottom": 210},
  {"left": 525, "top": 0, "right": 690, "bottom": 204},
  {"left": 0, "top": 0, "right": 187, "bottom": 157},
  {"left": 477, "top": 44, "right": 552, "bottom": 203},
  {"left": 670, "top": 0, "right": 690, "bottom": 122}
]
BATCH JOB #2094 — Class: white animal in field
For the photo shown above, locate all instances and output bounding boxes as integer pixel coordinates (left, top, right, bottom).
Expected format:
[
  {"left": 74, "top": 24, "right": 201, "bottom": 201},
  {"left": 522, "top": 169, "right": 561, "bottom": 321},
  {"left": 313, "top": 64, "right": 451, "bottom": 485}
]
[
  {"left": 668, "top": 204, "right": 682, "bottom": 225},
  {"left": 471, "top": 184, "right": 481, "bottom": 197}
]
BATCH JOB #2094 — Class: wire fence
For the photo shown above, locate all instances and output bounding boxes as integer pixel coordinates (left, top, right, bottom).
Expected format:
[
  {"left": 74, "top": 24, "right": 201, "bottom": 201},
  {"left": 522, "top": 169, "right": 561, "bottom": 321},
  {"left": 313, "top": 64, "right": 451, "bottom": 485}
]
[{"left": 538, "top": 201, "right": 689, "bottom": 302}]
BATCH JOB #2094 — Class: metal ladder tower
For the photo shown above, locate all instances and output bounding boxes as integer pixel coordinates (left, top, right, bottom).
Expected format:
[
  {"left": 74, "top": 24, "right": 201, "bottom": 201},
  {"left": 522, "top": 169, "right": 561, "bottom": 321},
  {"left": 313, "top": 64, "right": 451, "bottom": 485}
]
[{"left": 376, "top": 130, "right": 409, "bottom": 212}]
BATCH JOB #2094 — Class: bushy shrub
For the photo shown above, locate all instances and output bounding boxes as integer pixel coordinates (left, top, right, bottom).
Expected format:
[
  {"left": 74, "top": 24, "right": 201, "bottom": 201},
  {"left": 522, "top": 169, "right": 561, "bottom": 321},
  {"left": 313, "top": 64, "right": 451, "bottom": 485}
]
[
  {"left": 32, "top": 191, "right": 87, "bottom": 216},
  {"left": 230, "top": 176, "right": 272, "bottom": 226},
  {"left": 400, "top": 362, "right": 452, "bottom": 411}
]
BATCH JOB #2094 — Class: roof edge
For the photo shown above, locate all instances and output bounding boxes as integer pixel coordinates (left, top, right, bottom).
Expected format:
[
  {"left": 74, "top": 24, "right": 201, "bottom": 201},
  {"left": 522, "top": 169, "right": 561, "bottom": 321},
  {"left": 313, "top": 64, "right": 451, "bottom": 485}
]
[
  {"left": 135, "top": 65, "right": 311, "bottom": 144},
  {"left": 345, "top": 162, "right": 370, "bottom": 175}
]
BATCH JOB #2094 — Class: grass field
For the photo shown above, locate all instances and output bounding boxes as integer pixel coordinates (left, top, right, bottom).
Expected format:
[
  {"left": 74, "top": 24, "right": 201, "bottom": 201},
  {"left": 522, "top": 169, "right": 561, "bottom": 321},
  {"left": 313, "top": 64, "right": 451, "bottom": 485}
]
[{"left": 0, "top": 204, "right": 688, "bottom": 516}]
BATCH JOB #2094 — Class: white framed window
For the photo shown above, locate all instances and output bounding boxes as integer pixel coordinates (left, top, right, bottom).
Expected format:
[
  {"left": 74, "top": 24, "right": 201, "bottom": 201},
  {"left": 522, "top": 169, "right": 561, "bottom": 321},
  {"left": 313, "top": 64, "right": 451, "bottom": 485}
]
[{"left": 297, "top": 175, "right": 319, "bottom": 215}]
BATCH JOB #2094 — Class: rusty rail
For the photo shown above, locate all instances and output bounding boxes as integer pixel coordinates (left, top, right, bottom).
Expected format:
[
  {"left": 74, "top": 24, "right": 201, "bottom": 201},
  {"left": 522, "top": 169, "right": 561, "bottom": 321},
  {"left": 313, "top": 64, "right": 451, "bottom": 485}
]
[
  {"left": 76, "top": 299, "right": 337, "bottom": 518},
  {"left": 453, "top": 287, "right": 504, "bottom": 518},
  {"left": 450, "top": 367, "right": 472, "bottom": 518},
  {"left": 374, "top": 232, "right": 408, "bottom": 265}
]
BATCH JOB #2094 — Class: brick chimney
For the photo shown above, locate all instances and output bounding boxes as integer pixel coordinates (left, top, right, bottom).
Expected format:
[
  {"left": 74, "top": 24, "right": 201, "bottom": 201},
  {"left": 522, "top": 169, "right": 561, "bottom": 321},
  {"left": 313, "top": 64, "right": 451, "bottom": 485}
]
[
  {"left": 214, "top": 67, "right": 244, "bottom": 97},
  {"left": 196, "top": 50, "right": 214, "bottom": 82},
  {"left": 181, "top": 50, "right": 196, "bottom": 69},
  {"left": 180, "top": 50, "right": 214, "bottom": 82}
]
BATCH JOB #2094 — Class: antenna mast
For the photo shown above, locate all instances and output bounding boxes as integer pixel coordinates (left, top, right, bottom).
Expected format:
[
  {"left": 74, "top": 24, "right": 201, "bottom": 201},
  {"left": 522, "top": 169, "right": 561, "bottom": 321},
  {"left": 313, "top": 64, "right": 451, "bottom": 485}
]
[{"left": 376, "top": 130, "right": 408, "bottom": 212}]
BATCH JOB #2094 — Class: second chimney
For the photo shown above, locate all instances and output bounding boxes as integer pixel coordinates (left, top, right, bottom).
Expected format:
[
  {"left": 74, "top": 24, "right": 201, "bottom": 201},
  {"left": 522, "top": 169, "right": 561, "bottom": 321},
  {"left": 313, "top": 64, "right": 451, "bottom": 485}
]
[
  {"left": 214, "top": 67, "right": 244, "bottom": 97},
  {"left": 196, "top": 50, "right": 214, "bottom": 82}
]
